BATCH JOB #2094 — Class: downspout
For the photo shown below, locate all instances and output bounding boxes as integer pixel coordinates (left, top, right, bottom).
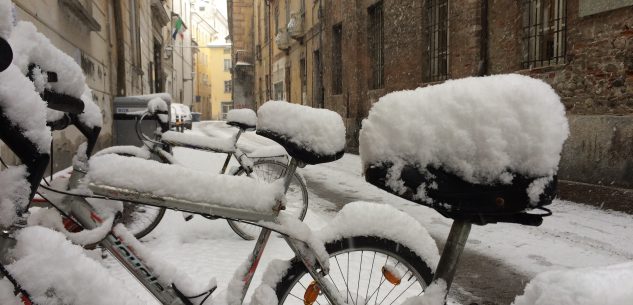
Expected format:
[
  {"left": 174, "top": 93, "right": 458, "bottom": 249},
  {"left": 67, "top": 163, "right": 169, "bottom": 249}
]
[
  {"left": 267, "top": 0, "right": 273, "bottom": 100},
  {"left": 477, "top": 0, "right": 489, "bottom": 76},
  {"left": 113, "top": 0, "right": 126, "bottom": 96}
]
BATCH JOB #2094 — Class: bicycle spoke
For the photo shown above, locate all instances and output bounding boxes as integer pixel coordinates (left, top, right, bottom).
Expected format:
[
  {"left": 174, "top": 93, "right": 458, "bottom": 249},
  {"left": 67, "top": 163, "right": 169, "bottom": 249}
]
[
  {"left": 365, "top": 252, "right": 377, "bottom": 304},
  {"left": 356, "top": 251, "right": 363, "bottom": 305},
  {"left": 334, "top": 255, "right": 356, "bottom": 305},
  {"left": 387, "top": 279, "right": 418, "bottom": 305}
]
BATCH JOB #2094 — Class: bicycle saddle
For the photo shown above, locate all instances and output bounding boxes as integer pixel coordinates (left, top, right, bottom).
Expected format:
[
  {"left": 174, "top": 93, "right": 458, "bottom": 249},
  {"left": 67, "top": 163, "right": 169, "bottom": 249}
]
[
  {"left": 0, "top": 37, "right": 12, "bottom": 72},
  {"left": 365, "top": 163, "right": 556, "bottom": 225},
  {"left": 226, "top": 108, "right": 257, "bottom": 131},
  {"left": 359, "top": 74, "right": 569, "bottom": 226},
  {"left": 256, "top": 101, "right": 345, "bottom": 165}
]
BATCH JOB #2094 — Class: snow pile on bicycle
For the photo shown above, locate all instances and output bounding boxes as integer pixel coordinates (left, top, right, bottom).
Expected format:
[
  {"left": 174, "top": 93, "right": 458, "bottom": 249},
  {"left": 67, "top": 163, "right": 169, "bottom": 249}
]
[{"left": 360, "top": 74, "right": 568, "bottom": 206}]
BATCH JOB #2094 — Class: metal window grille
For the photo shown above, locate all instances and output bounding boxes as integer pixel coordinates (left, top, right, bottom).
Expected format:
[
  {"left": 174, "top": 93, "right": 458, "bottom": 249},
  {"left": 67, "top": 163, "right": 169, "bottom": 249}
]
[
  {"left": 521, "top": 0, "right": 567, "bottom": 68},
  {"left": 332, "top": 23, "right": 343, "bottom": 95},
  {"left": 426, "top": 0, "right": 449, "bottom": 82},
  {"left": 265, "top": 4, "right": 270, "bottom": 42},
  {"left": 368, "top": 2, "right": 384, "bottom": 89},
  {"left": 224, "top": 80, "right": 232, "bottom": 93}
]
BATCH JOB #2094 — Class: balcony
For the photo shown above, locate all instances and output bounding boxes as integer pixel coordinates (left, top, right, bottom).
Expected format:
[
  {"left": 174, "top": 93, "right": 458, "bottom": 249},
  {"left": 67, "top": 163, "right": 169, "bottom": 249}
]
[
  {"left": 287, "top": 12, "right": 305, "bottom": 40},
  {"left": 275, "top": 30, "right": 291, "bottom": 51},
  {"left": 234, "top": 50, "right": 254, "bottom": 67}
]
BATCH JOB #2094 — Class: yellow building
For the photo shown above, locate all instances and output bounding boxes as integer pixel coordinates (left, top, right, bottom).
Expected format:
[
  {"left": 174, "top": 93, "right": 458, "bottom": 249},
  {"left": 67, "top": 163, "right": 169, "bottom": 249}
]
[
  {"left": 192, "top": 12, "right": 216, "bottom": 120},
  {"left": 207, "top": 43, "right": 233, "bottom": 120}
]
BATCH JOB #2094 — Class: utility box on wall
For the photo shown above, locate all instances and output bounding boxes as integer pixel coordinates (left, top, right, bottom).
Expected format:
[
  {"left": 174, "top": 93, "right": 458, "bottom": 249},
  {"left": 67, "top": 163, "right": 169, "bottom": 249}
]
[{"left": 112, "top": 93, "right": 172, "bottom": 146}]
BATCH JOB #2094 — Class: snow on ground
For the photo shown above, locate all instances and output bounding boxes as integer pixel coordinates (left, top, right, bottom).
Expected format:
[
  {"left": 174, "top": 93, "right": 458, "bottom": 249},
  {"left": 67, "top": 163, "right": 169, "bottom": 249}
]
[{"left": 101, "top": 121, "right": 632, "bottom": 305}]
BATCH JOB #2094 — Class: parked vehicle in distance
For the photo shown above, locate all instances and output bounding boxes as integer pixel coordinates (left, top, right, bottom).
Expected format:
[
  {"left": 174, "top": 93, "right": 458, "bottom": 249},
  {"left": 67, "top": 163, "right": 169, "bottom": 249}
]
[
  {"left": 172, "top": 103, "right": 192, "bottom": 130},
  {"left": 170, "top": 103, "right": 184, "bottom": 132}
]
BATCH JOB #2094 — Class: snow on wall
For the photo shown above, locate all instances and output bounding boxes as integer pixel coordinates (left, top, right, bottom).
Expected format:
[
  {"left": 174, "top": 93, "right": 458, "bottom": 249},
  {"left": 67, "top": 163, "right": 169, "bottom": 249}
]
[
  {"left": 360, "top": 74, "right": 569, "bottom": 200},
  {"left": 511, "top": 262, "right": 633, "bottom": 305},
  {"left": 0, "top": 64, "right": 51, "bottom": 152},
  {"left": 87, "top": 154, "right": 284, "bottom": 213},
  {"left": 227, "top": 108, "right": 257, "bottom": 127},
  {"left": 317, "top": 201, "right": 440, "bottom": 269},
  {"left": 257, "top": 101, "right": 346, "bottom": 157},
  {"left": 7, "top": 226, "right": 144, "bottom": 305},
  {"left": 0, "top": 165, "right": 30, "bottom": 227}
]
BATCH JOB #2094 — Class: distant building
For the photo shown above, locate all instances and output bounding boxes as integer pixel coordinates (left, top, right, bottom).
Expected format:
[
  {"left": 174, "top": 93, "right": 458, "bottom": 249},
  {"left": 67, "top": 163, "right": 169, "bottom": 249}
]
[
  {"left": 231, "top": 0, "right": 633, "bottom": 208},
  {"left": 207, "top": 43, "right": 234, "bottom": 120},
  {"left": 227, "top": 0, "right": 255, "bottom": 110}
]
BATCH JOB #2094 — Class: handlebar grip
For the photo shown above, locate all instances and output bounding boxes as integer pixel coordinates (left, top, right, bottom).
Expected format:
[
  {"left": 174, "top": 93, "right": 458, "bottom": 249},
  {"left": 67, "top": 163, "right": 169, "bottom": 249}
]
[
  {"left": 0, "top": 38, "right": 12, "bottom": 73},
  {"left": 41, "top": 89, "right": 85, "bottom": 114}
]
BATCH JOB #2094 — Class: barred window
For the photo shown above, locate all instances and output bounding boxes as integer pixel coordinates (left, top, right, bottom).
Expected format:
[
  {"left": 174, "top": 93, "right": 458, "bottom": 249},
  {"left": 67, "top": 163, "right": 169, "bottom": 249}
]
[
  {"left": 522, "top": 0, "right": 567, "bottom": 68},
  {"left": 426, "top": 0, "right": 448, "bottom": 82},
  {"left": 332, "top": 23, "right": 343, "bottom": 95},
  {"left": 224, "top": 80, "right": 232, "bottom": 93},
  {"left": 224, "top": 59, "right": 232, "bottom": 71},
  {"left": 368, "top": 2, "right": 384, "bottom": 89}
]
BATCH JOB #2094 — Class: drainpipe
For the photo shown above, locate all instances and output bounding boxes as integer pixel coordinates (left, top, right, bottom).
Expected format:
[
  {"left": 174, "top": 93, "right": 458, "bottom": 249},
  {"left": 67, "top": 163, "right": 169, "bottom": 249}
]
[
  {"left": 113, "top": 0, "right": 126, "bottom": 96},
  {"left": 477, "top": 0, "right": 489, "bottom": 76},
  {"left": 267, "top": 0, "right": 273, "bottom": 100}
]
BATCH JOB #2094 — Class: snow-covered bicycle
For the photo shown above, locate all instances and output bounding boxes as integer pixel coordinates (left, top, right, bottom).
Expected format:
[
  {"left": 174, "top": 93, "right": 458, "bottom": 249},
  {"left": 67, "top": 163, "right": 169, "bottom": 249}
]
[
  {"left": 93, "top": 104, "right": 308, "bottom": 240},
  {"left": 0, "top": 22, "right": 437, "bottom": 305}
]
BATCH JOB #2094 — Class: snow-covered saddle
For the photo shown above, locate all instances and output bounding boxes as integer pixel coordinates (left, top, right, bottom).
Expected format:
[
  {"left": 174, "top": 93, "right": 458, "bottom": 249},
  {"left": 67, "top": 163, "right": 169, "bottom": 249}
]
[
  {"left": 256, "top": 101, "right": 346, "bottom": 165},
  {"left": 360, "top": 74, "right": 569, "bottom": 226},
  {"left": 226, "top": 108, "right": 257, "bottom": 131}
]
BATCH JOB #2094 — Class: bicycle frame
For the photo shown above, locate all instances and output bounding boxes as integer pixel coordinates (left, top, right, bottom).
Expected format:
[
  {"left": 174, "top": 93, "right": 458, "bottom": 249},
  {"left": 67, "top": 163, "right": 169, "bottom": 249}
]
[{"left": 36, "top": 155, "right": 337, "bottom": 305}]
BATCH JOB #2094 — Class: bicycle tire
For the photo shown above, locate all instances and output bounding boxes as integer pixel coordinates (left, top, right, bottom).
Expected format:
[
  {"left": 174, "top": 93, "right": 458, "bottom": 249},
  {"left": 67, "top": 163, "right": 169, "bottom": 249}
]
[
  {"left": 227, "top": 159, "right": 309, "bottom": 240},
  {"left": 274, "top": 236, "right": 434, "bottom": 305}
]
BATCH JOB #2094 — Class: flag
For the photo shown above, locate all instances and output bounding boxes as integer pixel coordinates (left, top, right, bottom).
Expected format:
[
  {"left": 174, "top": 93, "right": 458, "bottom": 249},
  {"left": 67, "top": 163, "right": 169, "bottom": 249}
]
[{"left": 172, "top": 17, "right": 187, "bottom": 39}]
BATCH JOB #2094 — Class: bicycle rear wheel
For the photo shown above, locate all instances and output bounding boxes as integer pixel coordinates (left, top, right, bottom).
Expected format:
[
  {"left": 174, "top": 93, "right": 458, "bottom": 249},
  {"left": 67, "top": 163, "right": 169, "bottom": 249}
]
[
  {"left": 274, "top": 236, "right": 434, "bottom": 305},
  {"left": 227, "top": 160, "right": 308, "bottom": 240}
]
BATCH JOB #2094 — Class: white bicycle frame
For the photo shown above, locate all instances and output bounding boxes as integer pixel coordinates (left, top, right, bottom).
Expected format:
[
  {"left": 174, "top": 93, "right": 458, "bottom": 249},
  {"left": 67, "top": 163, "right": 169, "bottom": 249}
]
[{"left": 36, "top": 155, "right": 341, "bottom": 305}]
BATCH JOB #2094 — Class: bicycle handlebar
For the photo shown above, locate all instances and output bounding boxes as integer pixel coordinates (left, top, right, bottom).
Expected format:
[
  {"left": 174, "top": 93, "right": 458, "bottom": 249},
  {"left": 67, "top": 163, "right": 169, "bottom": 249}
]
[
  {"left": 41, "top": 89, "right": 85, "bottom": 114},
  {"left": 0, "top": 38, "right": 12, "bottom": 73}
]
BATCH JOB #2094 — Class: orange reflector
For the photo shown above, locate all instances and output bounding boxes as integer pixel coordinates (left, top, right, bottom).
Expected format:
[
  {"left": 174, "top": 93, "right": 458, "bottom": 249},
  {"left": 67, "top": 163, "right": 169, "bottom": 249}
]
[
  {"left": 304, "top": 281, "right": 320, "bottom": 305},
  {"left": 382, "top": 266, "right": 401, "bottom": 285}
]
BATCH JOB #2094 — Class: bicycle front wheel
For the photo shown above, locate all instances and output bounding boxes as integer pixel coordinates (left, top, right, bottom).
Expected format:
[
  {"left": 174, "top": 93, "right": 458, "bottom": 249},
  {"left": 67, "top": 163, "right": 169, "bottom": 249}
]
[
  {"left": 227, "top": 160, "right": 309, "bottom": 240},
  {"left": 274, "top": 236, "right": 434, "bottom": 305}
]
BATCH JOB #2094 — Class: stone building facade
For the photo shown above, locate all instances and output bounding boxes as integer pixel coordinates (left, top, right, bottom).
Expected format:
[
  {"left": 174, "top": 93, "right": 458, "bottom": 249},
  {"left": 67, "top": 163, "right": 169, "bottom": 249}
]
[
  {"left": 231, "top": 0, "right": 633, "bottom": 207},
  {"left": 227, "top": 0, "right": 255, "bottom": 109}
]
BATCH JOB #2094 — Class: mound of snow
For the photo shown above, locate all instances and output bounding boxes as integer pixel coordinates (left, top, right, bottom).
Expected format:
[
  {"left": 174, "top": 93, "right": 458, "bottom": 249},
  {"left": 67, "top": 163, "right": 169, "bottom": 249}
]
[
  {"left": 9, "top": 21, "right": 86, "bottom": 98},
  {"left": 360, "top": 74, "right": 568, "bottom": 201},
  {"left": 227, "top": 108, "right": 257, "bottom": 127},
  {"left": 0, "top": 165, "right": 30, "bottom": 227},
  {"left": 257, "top": 101, "right": 346, "bottom": 157},
  {"left": 0, "top": 64, "right": 51, "bottom": 152},
  {"left": 512, "top": 262, "right": 633, "bottom": 305},
  {"left": 7, "top": 226, "right": 144, "bottom": 305}
]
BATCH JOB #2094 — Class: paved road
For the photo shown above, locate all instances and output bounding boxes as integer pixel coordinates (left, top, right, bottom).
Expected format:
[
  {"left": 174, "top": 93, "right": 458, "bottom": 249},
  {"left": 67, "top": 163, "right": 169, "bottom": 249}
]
[{"left": 304, "top": 174, "right": 529, "bottom": 305}]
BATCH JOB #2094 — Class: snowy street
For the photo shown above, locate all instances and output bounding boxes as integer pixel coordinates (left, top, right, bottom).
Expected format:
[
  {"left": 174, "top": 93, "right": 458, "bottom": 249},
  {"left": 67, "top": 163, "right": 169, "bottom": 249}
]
[{"left": 107, "top": 122, "right": 633, "bottom": 305}]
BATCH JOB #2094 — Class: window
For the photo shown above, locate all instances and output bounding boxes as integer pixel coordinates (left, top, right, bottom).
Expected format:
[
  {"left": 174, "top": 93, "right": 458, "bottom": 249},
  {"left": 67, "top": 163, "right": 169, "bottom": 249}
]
[
  {"left": 221, "top": 101, "right": 233, "bottom": 119},
  {"left": 265, "top": 3, "right": 270, "bottom": 42},
  {"left": 129, "top": 0, "right": 142, "bottom": 72},
  {"left": 224, "top": 59, "right": 232, "bottom": 71},
  {"left": 522, "top": 0, "right": 567, "bottom": 68},
  {"left": 275, "top": 5, "right": 280, "bottom": 34},
  {"left": 274, "top": 82, "right": 284, "bottom": 100},
  {"left": 426, "top": 0, "right": 449, "bottom": 82},
  {"left": 300, "top": 58, "right": 307, "bottom": 104},
  {"left": 224, "top": 80, "right": 232, "bottom": 93},
  {"left": 332, "top": 23, "right": 343, "bottom": 95},
  {"left": 368, "top": 2, "right": 384, "bottom": 89}
]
